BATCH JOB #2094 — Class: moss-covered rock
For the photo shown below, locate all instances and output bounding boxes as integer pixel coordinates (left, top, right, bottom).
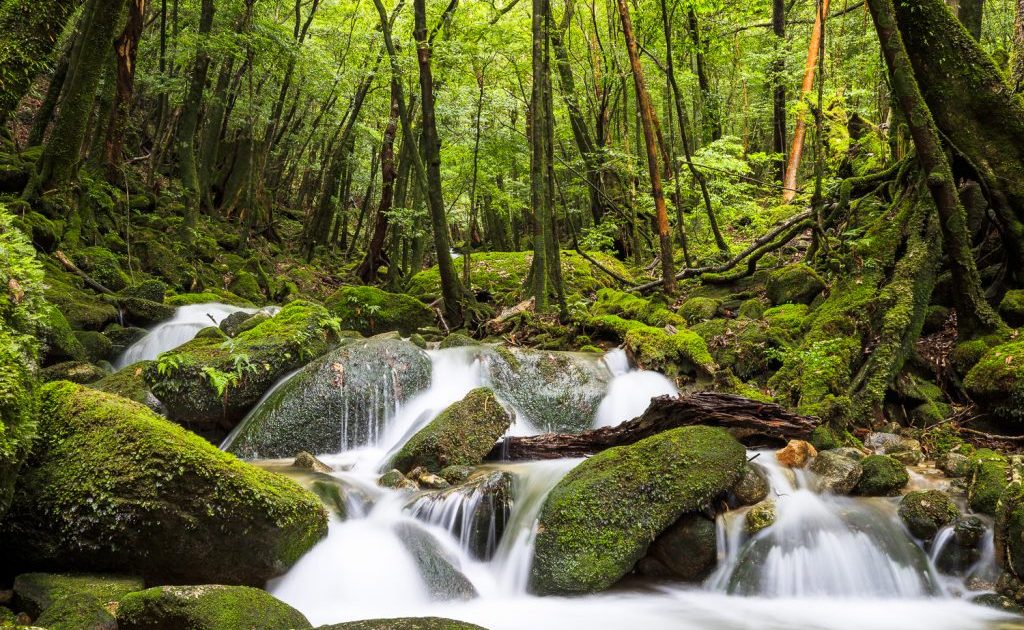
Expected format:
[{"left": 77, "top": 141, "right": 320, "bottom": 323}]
[
  {"left": 408, "top": 251, "right": 633, "bottom": 308},
  {"left": 389, "top": 388, "right": 511, "bottom": 473},
  {"left": 732, "top": 464, "right": 770, "bottom": 506},
  {"left": 145, "top": 300, "right": 336, "bottom": 439},
  {"left": 810, "top": 450, "right": 863, "bottom": 495},
  {"left": 225, "top": 338, "right": 431, "bottom": 458},
  {"left": 406, "top": 470, "right": 512, "bottom": 560},
  {"left": 326, "top": 286, "right": 434, "bottom": 336},
  {"left": 997, "top": 480, "right": 1024, "bottom": 586},
  {"left": 72, "top": 247, "right": 129, "bottom": 292},
  {"left": 438, "top": 333, "right": 479, "bottom": 349},
  {"left": 116, "top": 585, "right": 311, "bottom": 630},
  {"left": 898, "top": 490, "right": 958, "bottom": 540},
  {"left": 103, "top": 325, "right": 148, "bottom": 356},
  {"left": 43, "top": 269, "right": 119, "bottom": 331},
  {"left": 530, "top": 426, "right": 745, "bottom": 594},
  {"left": 13, "top": 572, "right": 142, "bottom": 629},
  {"left": 38, "top": 304, "right": 87, "bottom": 364},
  {"left": 854, "top": 454, "right": 909, "bottom": 496},
  {"left": 116, "top": 297, "right": 176, "bottom": 327},
  {"left": 73, "top": 331, "right": 113, "bottom": 363},
  {"left": 318, "top": 619, "right": 487, "bottom": 630},
  {"left": 166, "top": 291, "right": 255, "bottom": 308},
  {"left": 999, "top": 290, "right": 1024, "bottom": 327},
  {"left": 677, "top": 297, "right": 722, "bottom": 325},
  {"left": 89, "top": 362, "right": 165, "bottom": 413},
  {"left": 121, "top": 280, "right": 168, "bottom": 304},
  {"left": 964, "top": 339, "right": 1024, "bottom": 423},
  {"left": 745, "top": 499, "right": 776, "bottom": 534},
  {"left": 588, "top": 314, "right": 715, "bottom": 380},
  {"left": 590, "top": 289, "right": 684, "bottom": 328},
  {"left": 967, "top": 448, "right": 1008, "bottom": 516},
  {"left": 0, "top": 382, "right": 327, "bottom": 585},
  {"left": 228, "top": 271, "right": 264, "bottom": 304},
  {"left": 765, "top": 263, "right": 826, "bottom": 306},
  {"left": 39, "top": 361, "right": 107, "bottom": 384},
  {"left": 810, "top": 425, "right": 841, "bottom": 451},
  {"left": 637, "top": 513, "right": 717, "bottom": 581}
]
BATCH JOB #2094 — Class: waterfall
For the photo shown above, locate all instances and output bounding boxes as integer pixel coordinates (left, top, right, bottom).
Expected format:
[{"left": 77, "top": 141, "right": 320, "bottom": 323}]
[
  {"left": 115, "top": 303, "right": 258, "bottom": 368},
  {"left": 593, "top": 348, "right": 678, "bottom": 428}
]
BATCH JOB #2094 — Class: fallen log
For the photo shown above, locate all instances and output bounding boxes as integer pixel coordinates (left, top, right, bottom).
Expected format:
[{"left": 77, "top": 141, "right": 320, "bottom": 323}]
[{"left": 488, "top": 392, "right": 817, "bottom": 461}]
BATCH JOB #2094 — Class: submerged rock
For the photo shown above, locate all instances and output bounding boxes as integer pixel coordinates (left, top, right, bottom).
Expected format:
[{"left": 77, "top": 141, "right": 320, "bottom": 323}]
[
  {"left": 638, "top": 513, "right": 718, "bottom": 581},
  {"left": 530, "top": 426, "right": 745, "bottom": 594},
  {"left": 389, "top": 388, "right": 511, "bottom": 473},
  {"left": 117, "top": 585, "right": 311, "bottom": 630},
  {"left": 318, "top": 618, "right": 488, "bottom": 630},
  {"left": 776, "top": 440, "right": 817, "bottom": 468},
  {"left": 898, "top": 490, "right": 959, "bottom": 540},
  {"left": 13, "top": 572, "right": 143, "bottom": 629},
  {"left": 226, "top": 338, "right": 431, "bottom": 459},
  {"left": 393, "top": 523, "right": 478, "bottom": 601},
  {"left": 144, "top": 300, "right": 336, "bottom": 440},
  {"left": 406, "top": 470, "right": 513, "bottom": 560},
  {"left": 854, "top": 454, "right": 909, "bottom": 496},
  {"left": 936, "top": 516, "right": 985, "bottom": 575},
  {"left": 810, "top": 450, "right": 863, "bottom": 495},
  {"left": 294, "top": 451, "right": 333, "bottom": 474},
  {"left": 0, "top": 382, "right": 327, "bottom": 585}
]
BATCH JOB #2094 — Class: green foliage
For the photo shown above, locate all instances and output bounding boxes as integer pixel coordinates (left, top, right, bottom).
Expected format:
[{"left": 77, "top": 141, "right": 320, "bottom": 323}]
[{"left": 325, "top": 286, "right": 434, "bottom": 336}]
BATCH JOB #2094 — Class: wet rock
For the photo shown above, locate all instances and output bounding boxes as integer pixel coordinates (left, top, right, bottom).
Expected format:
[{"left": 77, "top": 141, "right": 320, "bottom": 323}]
[
  {"left": 226, "top": 337, "right": 431, "bottom": 459},
  {"left": 379, "top": 470, "right": 418, "bottom": 492},
  {"left": 776, "top": 440, "right": 817, "bottom": 468},
  {"left": 393, "top": 523, "right": 478, "bottom": 601},
  {"left": 936, "top": 516, "right": 985, "bottom": 575},
  {"left": 408, "top": 467, "right": 451, "bottom": 490},
  {"left": 74, "top": 330, "right": 113, "bottom": 362},
  {"left": 530, "top": 426, "right": 745, "bottom": 594},
  {"left": 103, "top": 325, "right": 147, "bottom": 356},
  {"left": 407, "top": 471, "right": 513, "bottom": 560},
  {"left": 865, "top": 432, "right": 923, "bottom": 465},
  {"left": 937, "top": 452, "right": 971, "bottom": 478},
  {"left": 854, "top": 454, "right": 909, "bottom": 496},
  {"left": 439, "top": 465, "right": 473, "bottom": 485},
  {"left": 13, "top": 573, "right": 143, "bottom": 628},
  {"left": 810, "top": 450, "right": 863, "bottom": 495},
  {"left": 639, "top": 514, "right": 718, "bottom": 581},
  {"left": 117, "top": 585, "right": 311, "bottom": 630},
  {"left": 831, "top": 447, "right": 866, "bottom": 461},
  {"left": 0, "top": 383, "right": 327, "bottom": 586},
  {"left": 746, "top": 500, "right": 776, "bottom": 535},
  {"left": 294, "top": 451, "right": 333, "bottom": 474},
  {"left": 389, "top": 388, "right": 512, "bottom": 474},
  {"left": 39, "top": 360, "right": 107, "bottom": 384},
  {"left": 117, "top": 296, "right": 176, "bottom": 327},
  {"left": 220, "top": 310, "right": 259, "bottom": 337},
  {"left": 971, "top": 592, "right": 1024, "bottom": 615},
  {"left": 731, "top": 464, "right": 769, "bottom": 506},
  {"left": 899, "top": 490, "right": 959, "bottom": 540},
  {"left": 439, "top": 333, "right": 479, "bottom": 349},
  {"left": 318, "top": 618, "right": 488, "bottom": 630}
]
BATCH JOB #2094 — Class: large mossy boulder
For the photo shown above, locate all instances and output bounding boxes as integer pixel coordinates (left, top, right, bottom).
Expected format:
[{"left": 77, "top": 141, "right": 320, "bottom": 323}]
[
  {"left": 964, "top": 339, "right": 1024, "bottom": 424},
  {"left": 587, "top": 314, "right": 715, "bottom": 380},
  {"left": 116, "top": 585, "right": 311, "bottom": 630},
  {"left": 765, "top": 263, "right": 826, "bottom": 306},
  {"left": 13, "top": 572, "right": 143, "bottom": 629},
  {"left": 38, "top": 304, "right": 87, "bottom": 364},
  {"left": 407, "top": 251, "right": 633, "bottom": 308},
  {"left": 389, "top": 388, "right": 511, "bottom": 473},
  {"left": 967, "top": 448, "right": 1009, "bottom": 516},
  {"left": 853, "top": 454, "right": 909, "bottom": 496},
  {"left": 90, "top": 361, "right": 165, "bottom": 413},
  {"left": 530, "top": 426, "right": 746, "bottom": 594},
  {"left": 0, "top": 382, "right": 328, "bottom": 586},
  {"left": 898, "top": 490, "right": 958, "bottom": 540},
  {"left": 999, "top": 290, "right": 1024, "bottom": 327},
  {"left": 590, "top": 289, "right": 685, "bottom": 328},
  {"left": 226, "top": 338, "right": 431, "bottom": 459},
  {"left": 325, "top": 286, "right": 434, "bottom": 336},
  {"left": 43, "top": 267, "right": 120, "bottom": 331},
  {"left": 144, "top": 300, "right": 336, "bottom": 439},
  {"left": 319, "top": 619, "right": 487, "bottom": 630}
]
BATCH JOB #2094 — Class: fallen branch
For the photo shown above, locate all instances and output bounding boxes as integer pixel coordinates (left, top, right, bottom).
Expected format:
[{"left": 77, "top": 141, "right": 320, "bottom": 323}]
[
  {"left": 488, "top": 392, "right": 817, "bottom": 461},
  {"left": 54, "top": 250, "right": 116, "bottom": 295}
]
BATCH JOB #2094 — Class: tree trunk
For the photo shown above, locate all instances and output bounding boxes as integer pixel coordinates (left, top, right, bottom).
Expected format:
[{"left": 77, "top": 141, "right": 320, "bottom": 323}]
[
  {"left": 617, "top": 0, "right": 675, "bottom": 293},
  {"left": 687, "top": 8, "right": 721, "bottom": 143},
  {"left": 176, "top": 0, "right": 215, "bottom": 227},
  {"left": 1013, "top": 0, "right": 1024, "bottom": 93},
  {"left": 772, "top": 0, "right": 787, "bottom": 181},
  {"left": 530, "top": 0, "right": 555, "bottom": 310},
  {"left": 958, "top": 0, "right": 983, "bottom": 40},
  {"left": 488, "top": 393, "right": 817, "bottom": 460},
  {"left": 782, "top": 0, "right": 830, "bottom": 204},
  {"left": 356, "top": 81, "right": 401, "bottom": 284},
  {"left": 866, "top": 0, "right": 1004, "bottom": 337},
  {"left": 104, "top": 0, "right": 147, "bottom": 179},
  {"left": 0, "top": 0, "right": 81, "bottom": 125}
]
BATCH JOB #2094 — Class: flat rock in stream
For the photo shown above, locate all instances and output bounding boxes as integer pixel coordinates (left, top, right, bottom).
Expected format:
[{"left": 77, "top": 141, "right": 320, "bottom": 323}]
[{"left": 318, "top": 618, "right": 488, "bottom": 630}]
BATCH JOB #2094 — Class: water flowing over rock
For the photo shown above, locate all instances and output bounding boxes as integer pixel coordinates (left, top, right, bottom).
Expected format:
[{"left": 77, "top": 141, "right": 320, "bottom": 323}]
[
  {"left": 393, "top": 523, "right": 478, "bottom": 601},
  {"left": 225, "top": 338, "right": 432, "bottom": 459},
  {"left": 115, "top": 302, "right": 257, "bottom": 368}
]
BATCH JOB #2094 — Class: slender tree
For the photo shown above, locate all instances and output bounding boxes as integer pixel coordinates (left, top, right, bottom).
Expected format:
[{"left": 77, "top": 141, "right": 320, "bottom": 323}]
[
  {"left": 105, "top": 0, "right": 147, "bottom": 178},
  {"left": 176, "top": 0, "right": 215, "bottom": 227}
]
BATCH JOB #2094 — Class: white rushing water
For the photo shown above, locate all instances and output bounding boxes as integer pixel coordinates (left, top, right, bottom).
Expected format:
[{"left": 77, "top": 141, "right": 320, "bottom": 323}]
[
  {"left": 115, "top": 302, "right": 259, "bottom": 367},
  {"left": 257, "top": 346, "right": 1011, "bottom": 629}
]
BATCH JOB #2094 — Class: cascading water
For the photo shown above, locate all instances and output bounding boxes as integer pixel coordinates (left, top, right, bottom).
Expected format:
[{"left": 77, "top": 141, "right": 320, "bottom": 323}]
[
  {"left": 115, "top": 302, "right": 258, "bottom": 367},
  {"left": 249, "top": 346, "right": 1012, "bottom": 629},
  {"left": 593, "top": 348, "right": 678, "bottom": 428}
]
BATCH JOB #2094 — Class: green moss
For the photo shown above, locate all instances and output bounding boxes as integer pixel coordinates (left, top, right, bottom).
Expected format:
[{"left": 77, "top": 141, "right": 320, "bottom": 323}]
[
  {"left": 121, "top": 279, "right": 168, "bottom": 304},
  {"left": 963, "top": 339, "right": 1024, "bottom": 423},
  {"left": 898, "top": 490, "right": 958, "bottom": 540},
  {"left": 530, "top": 426, "right": 745, "bottom": 594},
  {"left": 765, "top": 264, "right": 826, "bottom": 305},
  {"left": 677, "top": 297, "right": 721, "bottom": 325},
  {"left": 0, "top": 382, "right": 328, "bottom": 585},
  {"left": 810, "top": 425, "right": 841, "bottom": 451},
  {"left": 145, "top": 301, "right": 336, "bottom": 435},
  {"left": 13, "top": 572, "right": 142, "bottom": 625},
  {"left": 116, "top": 296, "right": 176, "bottom": 327},
  {"left": 73, "top": 331, "right": 112, "bottom": 363},
  {"left": 72, "top": 246, "right": 128, "bottom": 291},
  {"left": 967, "top": 448, "right": 1008, "bottom": 516},
  {"left": 738, "top": 298, "right": 768, "bottom": 320},
  {"left": 325, "top": 286, "right": 434, "bottom": 336},
  {"left": 165, "top": 291, "right": 255, "bottom": 308},
  {"left": 90, "top": 362, "right": 162, "bottom": 411},
  {"left": 39, "top": 361, "right": 107, "bottom": 384},
  {"left": 439, "top": 333, "right": 479, "bottom": 349},
  {"left": 319, "top": 618, "right": 487, "bottom": 630},
  {"left": 854, "top": 455, "right": 909, "bottom": 496},
  {"left": 1000, "top": 290, "right": 1024, "bottom": 326},
  {"left": 745, "top": 500, "right": 776, "bottom": 534},
  {"left": 407, "top": 251, "right": 634, "bottom": 308},
  {"left": 38, "top": 303, "right": 87, "bottom": 363},
  {"left": 389, "top": 388, "right": 511, "bottom": 473},
  {"left": 116, "top": 585, "right": 311, "bottom": 630},
  {"left": 591, "top": 288, "right": 685, "bottom": 328},
  {"left": 589, "top": 314, "right": 715, "bottom": 379},
  {"left": 43, "top": 267, "right": 119, "bottom": 331}
]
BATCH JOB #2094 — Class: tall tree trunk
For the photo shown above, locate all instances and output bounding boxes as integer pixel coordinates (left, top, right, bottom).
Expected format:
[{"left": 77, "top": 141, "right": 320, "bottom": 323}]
[
  {"left": 617, "top": 0, "right": 675, "bottom": 293},
  {"left": 530, "top": 0, "right": 558, "bottom": 310},
  {"left": 104, "top": 0, "right": 147, "bottom": 179},
  {"left": 356, "top": 81, "right": 400, "bottom": 284},
  {"left": 866, "top": 0, "right": 1004, "bottom": 337},
  {"left": 1012, "top": 0, "right": 1024, "bottom": 93},
  {"left": 958, "top": 0, "right": 983, "bottom": 40},
  {"left": 176, "top": 0, "right": 215, "bottom": 228},
  {"left": 0, "top": 0, "right": 81, "bottom": 126},
  {"left": 28, "top": 0, "right": 127, "bottom": 194},
  {"left": 28, "top": 14, "right": 82, "bottom": 147},
  {"left": 413, "top": 0, "right": 465, "bottom": 324},
  {"left": 772, "top": 0, "right": 787, "bottom": 181},
  {"left": 687, "top": 8, "right": 721, "bottom": 143},
  {"left": 782, "top": 0, "right": 830, "bottom": 204}
]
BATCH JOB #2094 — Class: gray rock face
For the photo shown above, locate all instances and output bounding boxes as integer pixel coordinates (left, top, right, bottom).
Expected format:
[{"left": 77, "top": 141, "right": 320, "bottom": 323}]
[
  {"left": 810, "top": 451, "right": 864, "bottom": 495},
  {"left": 226, "top": 339, "right": 432, "bottom": 458},
  {"left": 393, "top": 523, "right": 478, "bottom": 601},
  {"left": 732, "top": 465, "right": 770, "bottom": 506}
]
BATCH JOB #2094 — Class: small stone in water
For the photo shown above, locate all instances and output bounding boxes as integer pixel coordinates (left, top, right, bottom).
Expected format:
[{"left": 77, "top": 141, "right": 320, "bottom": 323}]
[
  {"left": 776, "top": 440, "right": 817, "bottom": 468},
  {"left": 746, "top": 500, "right": 776, "bottom": 535},
  {"left": 293, "top": 451, "right": 332, "bottom": 474}
]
